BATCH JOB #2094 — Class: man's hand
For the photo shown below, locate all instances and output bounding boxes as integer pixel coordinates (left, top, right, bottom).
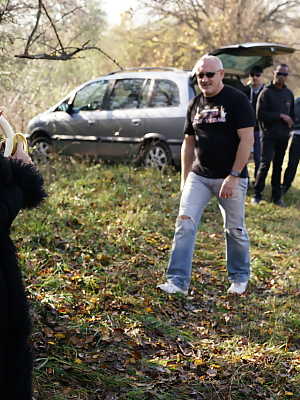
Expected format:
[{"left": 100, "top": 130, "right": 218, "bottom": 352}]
[
  {"left": 219, "top": 175, "right": 239, "bottom": 198},
  {"left": 11, "top": 142, "right": 33, "bottom": 164},
  {"left": 280, "top": 113, "right": 293, "bottom": 128}
]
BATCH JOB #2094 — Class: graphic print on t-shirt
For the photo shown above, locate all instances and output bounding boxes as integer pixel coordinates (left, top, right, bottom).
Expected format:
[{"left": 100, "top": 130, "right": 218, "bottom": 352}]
[{"left": 193, "top": 105, "right": 227, "bottom": 125}]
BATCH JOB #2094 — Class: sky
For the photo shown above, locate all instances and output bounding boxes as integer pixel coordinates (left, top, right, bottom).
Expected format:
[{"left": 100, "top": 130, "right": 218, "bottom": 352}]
[{"left": 103, "top": 0, "right": 139, "bottom": 26}]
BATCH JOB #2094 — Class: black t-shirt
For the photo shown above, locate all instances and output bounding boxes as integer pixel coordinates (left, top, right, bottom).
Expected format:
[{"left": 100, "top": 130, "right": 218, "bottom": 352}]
[{"left": 184, "top": 85, "right": 255, "bottom": 178}]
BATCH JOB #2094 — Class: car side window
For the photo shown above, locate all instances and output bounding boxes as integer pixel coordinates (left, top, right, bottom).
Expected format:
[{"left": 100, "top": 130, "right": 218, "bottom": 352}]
[
  {"left": 108, "top": 79, "right": 145, "bottom": 110},
  {"left": 149, "top": 79, "right": 180, "bottom": 108},
  {"left": 55, "top": 100, "right": 70, "bottom": 112},
  {"left": 72, "top": 80, "right": 109, "bottom": 112}
]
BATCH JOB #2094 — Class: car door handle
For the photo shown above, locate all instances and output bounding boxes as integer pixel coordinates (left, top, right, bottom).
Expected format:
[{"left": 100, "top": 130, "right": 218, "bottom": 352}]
[{"left": 131, "top": 119, "right": 141, "bottom": 126}]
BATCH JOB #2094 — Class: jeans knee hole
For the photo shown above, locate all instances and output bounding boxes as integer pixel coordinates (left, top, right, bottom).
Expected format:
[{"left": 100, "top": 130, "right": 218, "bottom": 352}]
[
  {"left": 176, "top": 215, "right": 195, "bottom": 228},
  {"left": 227, "top": 227, "right": 245, "bottom": 237},
  {"left": 179, "top": 215, "right": 191, "bottom": 220}
]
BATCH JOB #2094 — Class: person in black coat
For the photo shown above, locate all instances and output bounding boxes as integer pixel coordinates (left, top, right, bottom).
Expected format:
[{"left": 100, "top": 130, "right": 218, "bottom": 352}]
[
  {"left": 0, "top": 143, "right": 46, "bottom": 399},
  {"left": 244, "top": 65, "right": 265, "bottom": 182},
  {"left": 252, "top": 63, "right": 294, "bottom": 206}
]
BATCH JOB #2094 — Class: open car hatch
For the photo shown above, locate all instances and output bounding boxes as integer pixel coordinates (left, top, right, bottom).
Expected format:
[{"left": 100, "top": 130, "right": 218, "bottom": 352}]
[{"left": 210, "top": 42, "right": 295, "bottom": 77}]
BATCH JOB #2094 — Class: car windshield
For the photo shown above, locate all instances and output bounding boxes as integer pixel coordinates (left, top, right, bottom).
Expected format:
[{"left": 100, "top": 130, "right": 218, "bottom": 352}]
[{"left": 217, "top": 54, "right": 267, "bottom": 76}]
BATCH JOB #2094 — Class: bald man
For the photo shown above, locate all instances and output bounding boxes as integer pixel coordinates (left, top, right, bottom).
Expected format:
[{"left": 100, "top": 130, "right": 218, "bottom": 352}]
[{"left": 158, "top": 55, "right": 255, "bottom": 296}]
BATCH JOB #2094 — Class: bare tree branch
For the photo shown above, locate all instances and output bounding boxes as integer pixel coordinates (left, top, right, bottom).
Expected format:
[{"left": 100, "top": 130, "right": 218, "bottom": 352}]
[
  {"left": 57, "top": 6, "right": 82, "bottom": 22},
  {"left": 0, "top": 0, "right": 14, "bottom": 24},
  {"left": 15, "top": 42, "right": 124, "bottom": 70},
  {"left": 40, "top": 0, "right": 65, "bottom": 53},
  {"left": 23, "top": 0, "right": 42, "bottom": 56},
  {"left": 261, "top": 0, "right": 299, "bottom": 23},
  {"left": 12, "top": 0, "right": 124, "bottom": 69}
]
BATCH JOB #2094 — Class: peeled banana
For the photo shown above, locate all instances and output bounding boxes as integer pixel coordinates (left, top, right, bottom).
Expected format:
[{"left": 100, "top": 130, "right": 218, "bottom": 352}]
[{"left": 0, "top": 114, "right": 28, "bottom": 157}]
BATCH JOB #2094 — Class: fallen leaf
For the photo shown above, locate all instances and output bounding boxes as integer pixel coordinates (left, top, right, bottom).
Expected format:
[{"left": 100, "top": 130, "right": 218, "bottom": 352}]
[
  {"left": 54, "top": 333, "right": 66, "bottom": 339},
  {"left": 194, "top": 359, "right": 205, "bottom": 366}
]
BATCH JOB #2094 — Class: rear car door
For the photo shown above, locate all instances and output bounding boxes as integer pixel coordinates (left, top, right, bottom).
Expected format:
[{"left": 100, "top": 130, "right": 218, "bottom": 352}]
[
  {"left": 101, "top": 78, "right": 148, "bottom": 159},
  {"left": 140, "top": 77, "right": 188, "bottom": 163},
  {"left": 144, "top": 77, "right": 182, "bottom": 135}
]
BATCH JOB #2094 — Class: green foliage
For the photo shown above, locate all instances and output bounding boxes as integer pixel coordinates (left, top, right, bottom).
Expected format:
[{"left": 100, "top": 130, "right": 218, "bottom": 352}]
[{"left": 12, "top": 157, "right": 300, "bottom": 399}]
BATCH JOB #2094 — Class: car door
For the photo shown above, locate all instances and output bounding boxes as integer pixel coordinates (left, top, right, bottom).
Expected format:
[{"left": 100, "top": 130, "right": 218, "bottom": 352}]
[
  {"left": 100, "top": 78, "right": 148, "bottom": 159},
  {"left": 143, "top": 78, "right": 183, "bottom": 138},
  {"left": 52, "top": 79, "right": 112, "bottom": 156}
]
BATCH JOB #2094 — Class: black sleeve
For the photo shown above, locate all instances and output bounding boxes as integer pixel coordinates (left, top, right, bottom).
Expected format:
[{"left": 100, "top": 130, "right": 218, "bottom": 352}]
[
  {"left": 290, "top": 92, "right": 295, "bottom": 122},
  {"left": 233, "top": 91, "right": 255, "bottom": 129},
  {"left": 257, "top": 89, "right": 281, "bottom": 123},
  {"left": 0, "top": 185, "right": 24, "bottom": 232},
  {"left": 0, "top": 203, "right": 10, "bottom": 227},
  {"left": 0, "top": 203, "right": 11, "bottom": 235},
  {"left": 244, "top": 85, "right": 251, "bottom": 99},
  {"left": 10, "top": 160, "right": 47, "bottom": 209}
]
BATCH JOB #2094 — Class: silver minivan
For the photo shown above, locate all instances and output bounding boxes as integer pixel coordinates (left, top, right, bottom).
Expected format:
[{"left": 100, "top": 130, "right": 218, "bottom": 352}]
[{"left": 27, "top": 68, "right": 195, "bottom": 168}]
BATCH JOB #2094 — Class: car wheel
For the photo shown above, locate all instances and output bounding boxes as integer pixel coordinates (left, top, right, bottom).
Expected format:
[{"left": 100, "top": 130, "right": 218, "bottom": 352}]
[
  {"left": 142, "top": 141, "right": 172, "bottom": 170},
  {"left": 31, "top": 136, "right": 52, "bottom": 161}
]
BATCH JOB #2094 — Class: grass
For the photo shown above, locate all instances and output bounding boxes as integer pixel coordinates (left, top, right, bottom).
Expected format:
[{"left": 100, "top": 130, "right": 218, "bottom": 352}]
[{"left": 13, "top": 156, "right": 300, "bottom": 399}]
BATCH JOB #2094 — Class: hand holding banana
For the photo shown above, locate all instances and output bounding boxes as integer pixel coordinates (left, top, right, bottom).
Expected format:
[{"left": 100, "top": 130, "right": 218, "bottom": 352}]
[{"left": 0, "top": 113, "right": 29, "bottom": 157}]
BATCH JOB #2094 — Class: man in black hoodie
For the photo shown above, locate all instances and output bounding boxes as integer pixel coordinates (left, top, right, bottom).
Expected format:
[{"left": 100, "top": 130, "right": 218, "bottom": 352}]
[{"left": 252, "top": 64, "right": 294, "bottom": 206}]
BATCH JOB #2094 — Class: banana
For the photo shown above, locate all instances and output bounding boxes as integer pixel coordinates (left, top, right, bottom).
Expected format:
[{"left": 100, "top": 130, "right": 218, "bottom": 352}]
[
  {"left": 12, "top": 133, "right": 29, "bottom": 155},
  {"left": 0, "top": 115, "right": 28, "bottom": 157}
]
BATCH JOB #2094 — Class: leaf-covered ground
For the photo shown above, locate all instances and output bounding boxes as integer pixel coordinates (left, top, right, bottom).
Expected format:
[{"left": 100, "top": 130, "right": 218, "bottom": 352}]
[{"left": 14, "top": 158, "right": 300, "bottom": 400}]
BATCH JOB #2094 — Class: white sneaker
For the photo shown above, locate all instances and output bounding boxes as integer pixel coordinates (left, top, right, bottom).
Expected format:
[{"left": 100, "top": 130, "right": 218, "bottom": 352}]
[
  {"left": 157, "top": 281, "right": 188, "bottom": 295},
  {"left": 227, "top": 281, "right": 248, "bottom": 295}
]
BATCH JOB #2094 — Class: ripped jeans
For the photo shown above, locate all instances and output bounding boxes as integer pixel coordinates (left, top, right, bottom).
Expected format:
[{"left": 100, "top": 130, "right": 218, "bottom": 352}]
[{"left": 166, "top": 172, "right": 250, "bottom": 291}]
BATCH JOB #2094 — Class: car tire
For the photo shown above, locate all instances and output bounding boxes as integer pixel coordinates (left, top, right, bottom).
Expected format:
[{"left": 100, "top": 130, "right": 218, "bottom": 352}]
[
  {"left": 31, "top": 136, "right": 52, "bottom": 161},
  {"left": 140, "top": 140, "right": 172, "bottom": 170}
]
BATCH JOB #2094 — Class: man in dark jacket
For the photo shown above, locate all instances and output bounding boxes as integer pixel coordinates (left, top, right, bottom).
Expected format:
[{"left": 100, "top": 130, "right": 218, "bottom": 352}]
[
  {"left": 244, "top": 66, "right": 264, "bottom": 181},
  {"left": 252, "top": 63, "right": 294, "bottom": 206}
]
